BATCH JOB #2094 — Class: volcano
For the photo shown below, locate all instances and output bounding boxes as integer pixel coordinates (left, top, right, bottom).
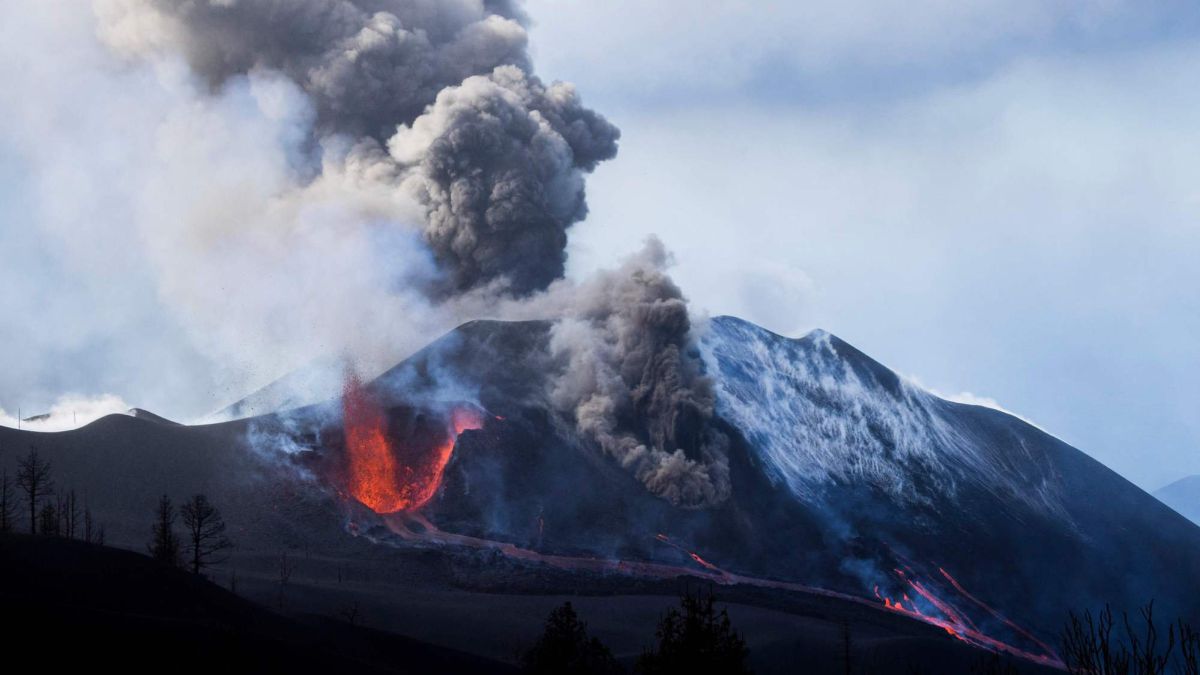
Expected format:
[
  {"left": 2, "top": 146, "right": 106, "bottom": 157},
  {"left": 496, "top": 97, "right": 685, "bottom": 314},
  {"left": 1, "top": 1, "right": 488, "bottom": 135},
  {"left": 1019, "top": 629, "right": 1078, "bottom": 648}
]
[{"left": 3, "top": 316, "right": 1197, "bottom": 673}]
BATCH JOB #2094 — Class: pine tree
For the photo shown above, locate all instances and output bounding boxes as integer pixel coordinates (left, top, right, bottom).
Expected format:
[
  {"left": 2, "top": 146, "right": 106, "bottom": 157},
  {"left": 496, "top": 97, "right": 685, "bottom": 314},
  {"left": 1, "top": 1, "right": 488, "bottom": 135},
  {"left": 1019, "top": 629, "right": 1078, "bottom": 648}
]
[
  {"left": 636, "top": 588, "right": 751, "bottom": 675},
  {"left": 522, "top": 602, "right": 622, "bottom": 675}
]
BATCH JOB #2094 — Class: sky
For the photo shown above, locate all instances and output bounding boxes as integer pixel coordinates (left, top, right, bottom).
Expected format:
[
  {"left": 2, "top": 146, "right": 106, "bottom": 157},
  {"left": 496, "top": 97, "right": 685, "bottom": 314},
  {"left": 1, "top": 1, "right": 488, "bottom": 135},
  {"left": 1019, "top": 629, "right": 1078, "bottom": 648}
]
[{"left": 0, "top": 1, "right": 1197, "bottom": 492}]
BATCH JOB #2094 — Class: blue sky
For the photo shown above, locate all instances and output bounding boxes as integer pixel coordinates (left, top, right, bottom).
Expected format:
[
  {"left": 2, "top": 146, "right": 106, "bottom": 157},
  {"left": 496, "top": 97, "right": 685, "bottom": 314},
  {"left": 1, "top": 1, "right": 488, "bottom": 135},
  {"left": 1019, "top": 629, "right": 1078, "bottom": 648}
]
[
  {"left": 525, "top": 0, "right": 1200, "bottom": 491},
  {"left": 0, "top": 1, "right": 1197, "bottom": 492}
]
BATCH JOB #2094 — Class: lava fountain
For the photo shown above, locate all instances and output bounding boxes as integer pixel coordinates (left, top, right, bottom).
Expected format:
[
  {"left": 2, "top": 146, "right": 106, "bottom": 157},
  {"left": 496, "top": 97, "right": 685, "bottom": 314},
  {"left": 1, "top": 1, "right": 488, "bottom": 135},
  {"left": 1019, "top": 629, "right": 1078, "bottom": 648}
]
[{"left": 341, "top": 373, "right": 483, "bottom": 514}]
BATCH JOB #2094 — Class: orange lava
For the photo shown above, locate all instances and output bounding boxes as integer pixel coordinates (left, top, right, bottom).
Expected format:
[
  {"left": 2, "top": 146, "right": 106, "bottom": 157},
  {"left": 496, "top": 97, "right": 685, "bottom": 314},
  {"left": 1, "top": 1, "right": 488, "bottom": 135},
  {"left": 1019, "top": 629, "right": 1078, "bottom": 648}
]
[
  {"left": 874, "top": 567, "right": 1063, "bottom": 667},
  {"left": 342, "top": 373, "right": 483, "bottom": 514}
]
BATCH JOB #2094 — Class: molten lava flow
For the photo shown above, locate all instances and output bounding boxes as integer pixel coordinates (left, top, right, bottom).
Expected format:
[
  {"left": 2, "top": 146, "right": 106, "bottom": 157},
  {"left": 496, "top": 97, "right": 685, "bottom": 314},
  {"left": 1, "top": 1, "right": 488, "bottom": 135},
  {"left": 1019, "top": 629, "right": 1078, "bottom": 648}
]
[
  {"left": 341, "top": 374, "right": 483, "bottom": 514},
  {"left": 938, "top": 568, "right": 1057, "bottom": 658},
  {"left": 873, "top": 566, "right": 1063, "bottom": 667},
  {"left": 366, "top": 515, "right": 1062, "bottom": 670},
  {"left": 342, "top": 373, "right": 401, "bottom": 513}
]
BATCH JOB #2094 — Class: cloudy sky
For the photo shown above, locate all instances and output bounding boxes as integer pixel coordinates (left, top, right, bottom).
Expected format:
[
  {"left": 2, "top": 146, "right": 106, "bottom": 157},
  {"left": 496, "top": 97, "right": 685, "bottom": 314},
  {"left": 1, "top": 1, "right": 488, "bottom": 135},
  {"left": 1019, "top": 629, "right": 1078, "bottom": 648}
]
[{"left": 1, "top": 1, "right": 1197, "bottom": 492}]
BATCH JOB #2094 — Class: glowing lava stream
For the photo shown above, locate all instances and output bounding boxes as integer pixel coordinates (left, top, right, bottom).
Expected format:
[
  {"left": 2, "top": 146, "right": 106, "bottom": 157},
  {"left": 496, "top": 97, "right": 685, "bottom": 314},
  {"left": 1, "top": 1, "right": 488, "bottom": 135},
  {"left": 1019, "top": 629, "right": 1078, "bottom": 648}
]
[
  {"left": 873, "top": 569, "right": 1062, "bottom": 667},
  {"left": 376, "top": 517, "right": 1062, "bottom": 669},
  {"left": 342, "top": 373, "right": 483, "bottom": 514}
]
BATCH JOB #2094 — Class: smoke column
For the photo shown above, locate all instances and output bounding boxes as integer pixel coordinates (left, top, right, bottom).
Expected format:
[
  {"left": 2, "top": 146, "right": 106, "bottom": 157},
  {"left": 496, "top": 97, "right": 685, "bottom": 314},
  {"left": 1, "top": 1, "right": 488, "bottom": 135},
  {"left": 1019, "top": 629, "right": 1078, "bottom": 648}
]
[{"left": 80, "top": 0, "right": 729, "bottom": 506}]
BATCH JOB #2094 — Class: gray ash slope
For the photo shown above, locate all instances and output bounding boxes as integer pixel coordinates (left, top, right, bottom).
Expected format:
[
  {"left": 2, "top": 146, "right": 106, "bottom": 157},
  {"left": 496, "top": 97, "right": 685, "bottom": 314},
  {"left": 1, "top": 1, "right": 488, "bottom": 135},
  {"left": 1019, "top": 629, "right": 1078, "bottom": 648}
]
[
  {"left": 699, "top": 317, "right": 1200, "bottom": 628},
  {"left": 2, "top": 316, "right": 1197, "bottom": 652}
]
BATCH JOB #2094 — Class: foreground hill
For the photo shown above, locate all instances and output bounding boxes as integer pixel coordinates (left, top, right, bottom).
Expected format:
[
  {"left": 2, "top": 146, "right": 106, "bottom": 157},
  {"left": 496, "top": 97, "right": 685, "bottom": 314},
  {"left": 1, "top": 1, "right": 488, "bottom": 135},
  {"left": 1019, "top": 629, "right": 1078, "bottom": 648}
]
[{"left": 0, "top": 533, "right": 511, "bottom": 673}]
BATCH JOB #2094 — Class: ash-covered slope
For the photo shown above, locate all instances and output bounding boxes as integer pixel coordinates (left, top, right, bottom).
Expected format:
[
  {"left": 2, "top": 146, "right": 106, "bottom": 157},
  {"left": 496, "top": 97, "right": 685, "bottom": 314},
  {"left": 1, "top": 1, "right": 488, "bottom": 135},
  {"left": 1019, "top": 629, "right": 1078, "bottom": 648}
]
[
  {"left": 1156, "top": 475, "right": 1200, "bottom": 525},
  {"left": 330, "top": 317, "right": 1200, "bottom": 641},
  {"left": 699, "top": 316, "right": 1200, "bottom": 626}
]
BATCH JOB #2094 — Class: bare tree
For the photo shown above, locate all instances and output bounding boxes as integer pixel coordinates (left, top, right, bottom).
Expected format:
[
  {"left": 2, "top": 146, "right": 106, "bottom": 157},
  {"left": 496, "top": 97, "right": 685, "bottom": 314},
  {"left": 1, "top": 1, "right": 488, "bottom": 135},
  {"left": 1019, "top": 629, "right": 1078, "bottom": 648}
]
[
  {"left": 61, "top": 490, "right": 79, "bottom": 539},
  {"left": 16, "top": 447, "right": 53, "bottom": 534},
  {"left": 0, "top": 469, "right": 14, "bottom": 533},
  {"left": 179, "top": 494, "right": 232, "bottom": 575},
  {"left": 83, "top": 500, "right": 96, "bottom": 544},
  {"left": 1062, "top": 603, "right": 1197, "bottom": 675},
  {"left": 1180, "top": 619, "right": 1199, "bottom": 675},
  {"left": 148, "top": 494, "right": 180, "bottom": 567},
  {"left": 1125, "top": 603, "right": 1175, "bottom": 675}
]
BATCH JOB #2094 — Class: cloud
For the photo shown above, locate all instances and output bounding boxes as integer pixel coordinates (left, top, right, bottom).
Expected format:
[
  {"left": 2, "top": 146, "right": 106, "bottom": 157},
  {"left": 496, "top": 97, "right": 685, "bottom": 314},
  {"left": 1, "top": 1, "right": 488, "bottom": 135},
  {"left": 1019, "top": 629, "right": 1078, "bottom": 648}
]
[{"left": 0, "top": 394, "right": 134, "bottom": 432}]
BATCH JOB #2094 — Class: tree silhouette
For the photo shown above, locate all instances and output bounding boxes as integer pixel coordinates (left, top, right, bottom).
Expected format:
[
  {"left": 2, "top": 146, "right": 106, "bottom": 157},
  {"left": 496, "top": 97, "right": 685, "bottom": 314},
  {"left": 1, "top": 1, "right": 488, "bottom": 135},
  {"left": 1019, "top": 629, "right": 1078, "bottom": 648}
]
[
  {"left": 16, "top": 447, "right": 53, "bottom": 534},
  {"left": 522, "top": 602, "right": 622, "bottom": 675},
  {"left": 83, "top": 501, "right": 97, "bottom": 544},
  {"left": 637, "top": 588, "right": 751, "bottom": 675},
  {"left": 148, "top": 494, "right": 181, "bottom": 567},
  {"left": 38, "top": 502, "right": 60, "bottom": 537},
  {"left": 1062, "top": 602, "right": 1198, "bottom": 675},
  {"left": 61, "top": 490, "right": 79, "bottom": 539},
  {"left": 179, "top": 494, "right": 232, "bottom": 575},
  {"left": 0, "top": 469, "right": 14, "bottom": 533}
]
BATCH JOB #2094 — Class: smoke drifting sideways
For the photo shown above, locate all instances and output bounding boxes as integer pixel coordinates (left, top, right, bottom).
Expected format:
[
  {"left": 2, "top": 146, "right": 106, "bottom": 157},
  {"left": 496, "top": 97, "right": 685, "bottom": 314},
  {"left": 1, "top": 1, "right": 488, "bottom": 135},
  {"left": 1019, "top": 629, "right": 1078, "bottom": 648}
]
[{"left": 0, "top": 2, "right": 730, "bottom": 507}]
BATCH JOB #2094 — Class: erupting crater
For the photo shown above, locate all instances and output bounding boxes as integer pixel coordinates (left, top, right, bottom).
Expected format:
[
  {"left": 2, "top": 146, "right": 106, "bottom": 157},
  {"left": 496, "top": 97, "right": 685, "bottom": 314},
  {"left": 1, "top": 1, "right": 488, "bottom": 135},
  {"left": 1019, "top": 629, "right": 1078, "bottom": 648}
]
[{"left": 341, "top": 373, "right": 483, "bottom": 514}]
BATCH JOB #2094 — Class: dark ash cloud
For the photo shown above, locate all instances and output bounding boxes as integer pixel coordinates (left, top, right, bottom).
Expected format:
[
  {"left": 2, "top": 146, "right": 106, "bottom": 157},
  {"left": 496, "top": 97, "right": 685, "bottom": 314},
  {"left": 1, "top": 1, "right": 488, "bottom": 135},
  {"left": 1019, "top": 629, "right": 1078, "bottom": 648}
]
[{"left": 99, "top": 0, "right": 618, "bottom": 296}]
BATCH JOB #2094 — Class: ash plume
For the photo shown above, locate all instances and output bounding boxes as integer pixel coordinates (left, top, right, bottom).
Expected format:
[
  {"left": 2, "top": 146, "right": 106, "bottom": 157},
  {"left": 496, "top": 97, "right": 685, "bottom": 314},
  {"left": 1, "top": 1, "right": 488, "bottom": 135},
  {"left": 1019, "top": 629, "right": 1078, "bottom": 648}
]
[
  {"left": 98, "top": 0, "right": 529, "bottom": 142},
  {"left": 390, "top": 65, "right": 619, "bottom": 295},
  {"left": 97, "top": 0, "right": 618, "bottom": 296},
  {"left": 547, "top": 241, "right": 731, "bottom": 508}
]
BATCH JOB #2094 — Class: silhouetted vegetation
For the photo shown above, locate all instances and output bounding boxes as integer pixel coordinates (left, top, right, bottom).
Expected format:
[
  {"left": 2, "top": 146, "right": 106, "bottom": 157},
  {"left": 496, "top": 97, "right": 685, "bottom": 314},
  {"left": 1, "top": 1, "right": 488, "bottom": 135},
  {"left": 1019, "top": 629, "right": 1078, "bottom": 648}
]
[
  {"left": 149, "top": 494, "right": 181, "bottom": 567},
  {"left": 60, "top": 490, "right": 79, "bottom": 539},
  {"left": 522, "top": 602, "right": 622, "bottom": 675},
  {"left": 38, "top": 501, "right": 59, "bottom": 536},
  {"left": 636, "top": 588, "right": 751, "bottom": 675},
  {"left": 1061, "top": 602, "right": 1198, "bottom": 675},
  {"left": 16, "top": 446, "right": 53, "bottom": 534},
  {"left": 180, "top": 493, "right": 232, "bottom": 575},
  {"left": 0, "top": 469, "right": 14, "bottom": 533},
  {"left": 82, "top": 498, "right": 101, "bottom": 544}
]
